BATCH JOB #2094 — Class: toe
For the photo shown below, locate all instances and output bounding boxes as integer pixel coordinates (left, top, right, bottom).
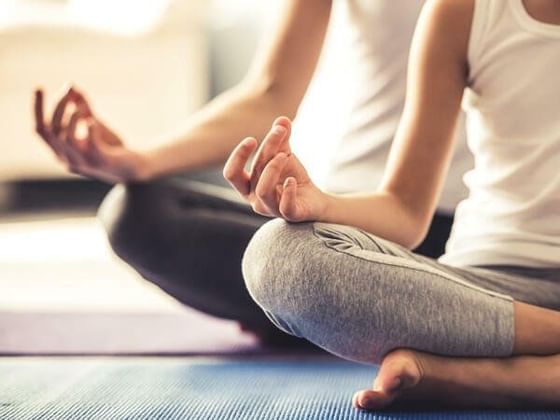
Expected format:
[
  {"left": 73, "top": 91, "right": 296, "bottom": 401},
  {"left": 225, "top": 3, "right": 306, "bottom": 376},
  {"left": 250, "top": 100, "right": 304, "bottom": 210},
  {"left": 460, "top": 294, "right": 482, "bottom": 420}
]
[
  {"left": 355, "top": 349, "right": 425, "bottom": 411},
  {"left": 355, "top": 389, "right": 394, "bottom": 410},
  {"left": 352, "top": 392, "right": 359, "bottom": 408}
]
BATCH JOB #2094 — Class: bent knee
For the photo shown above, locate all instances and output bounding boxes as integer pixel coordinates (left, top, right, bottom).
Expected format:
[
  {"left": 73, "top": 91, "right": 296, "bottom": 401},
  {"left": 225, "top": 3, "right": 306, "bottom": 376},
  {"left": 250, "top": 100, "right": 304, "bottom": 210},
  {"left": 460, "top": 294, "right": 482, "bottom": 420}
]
[
  {"left": 243, "top": 219, "right": 411, "bottom": 364},
  {"left": 97, "top": 182, "right": 165, "bottom": 262},
  {"left": 242, "top": 219, "right": 317, "bottom": 313}
]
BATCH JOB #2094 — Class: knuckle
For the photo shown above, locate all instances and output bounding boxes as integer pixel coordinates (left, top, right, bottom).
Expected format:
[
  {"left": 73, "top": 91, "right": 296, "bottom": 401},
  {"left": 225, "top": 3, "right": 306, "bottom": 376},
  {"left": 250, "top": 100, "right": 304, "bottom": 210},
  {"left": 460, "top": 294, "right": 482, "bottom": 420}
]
[
  {"left": 252, "top": 202, "right": 268, "bottom": 216},
  {"left": 283, "top": 209, "right": 296, "bottom": 221}
]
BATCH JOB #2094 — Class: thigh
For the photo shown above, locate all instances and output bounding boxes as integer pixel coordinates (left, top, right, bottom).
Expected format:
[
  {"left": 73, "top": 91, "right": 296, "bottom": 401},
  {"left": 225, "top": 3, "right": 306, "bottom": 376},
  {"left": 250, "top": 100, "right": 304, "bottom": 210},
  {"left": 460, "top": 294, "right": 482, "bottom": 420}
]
[
  {"left": 245, "top": 219, "right": 560, "bottom": 362},
  {"left": 245, "top": 220, "right": 514, "bottom": 361},
  {"left": 313, "top": 222, "right": 560, "bottom": 311}
]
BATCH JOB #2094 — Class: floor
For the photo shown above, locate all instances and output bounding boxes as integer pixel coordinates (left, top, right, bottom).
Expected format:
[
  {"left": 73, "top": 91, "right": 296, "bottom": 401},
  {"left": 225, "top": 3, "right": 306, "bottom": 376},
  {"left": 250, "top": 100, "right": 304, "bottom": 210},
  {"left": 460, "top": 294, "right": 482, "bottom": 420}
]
[
  {"left": 0, "top": 179, "right": 198, "bottom": 315},
  {"left": 0, "top": 214, "right": 180, "bottom": 314}
]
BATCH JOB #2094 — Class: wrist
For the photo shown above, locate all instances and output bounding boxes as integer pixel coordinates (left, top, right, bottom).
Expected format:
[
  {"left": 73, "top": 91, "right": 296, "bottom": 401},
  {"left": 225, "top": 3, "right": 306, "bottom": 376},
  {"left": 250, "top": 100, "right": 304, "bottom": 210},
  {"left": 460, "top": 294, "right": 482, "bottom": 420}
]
[
  {"left": 130, "top": 150, "right": 156, "bottom": 182},
  {"left": 317, "top": 191, "right": 338, "bottom": 222}
]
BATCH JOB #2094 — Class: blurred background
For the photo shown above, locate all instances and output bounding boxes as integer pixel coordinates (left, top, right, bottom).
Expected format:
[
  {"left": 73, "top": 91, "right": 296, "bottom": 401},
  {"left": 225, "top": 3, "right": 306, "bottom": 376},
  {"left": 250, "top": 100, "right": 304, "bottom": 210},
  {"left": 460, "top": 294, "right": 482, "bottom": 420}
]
[{"left": 0, "top": 0, "right": 349, "bottom": 353}]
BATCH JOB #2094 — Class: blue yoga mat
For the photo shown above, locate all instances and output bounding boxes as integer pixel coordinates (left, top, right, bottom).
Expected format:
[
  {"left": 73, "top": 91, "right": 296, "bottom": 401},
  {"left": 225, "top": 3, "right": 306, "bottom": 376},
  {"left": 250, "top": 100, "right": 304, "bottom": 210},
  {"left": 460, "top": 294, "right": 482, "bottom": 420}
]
[{"left": 0, "top": 357, "right": 558, "bottom": 419}]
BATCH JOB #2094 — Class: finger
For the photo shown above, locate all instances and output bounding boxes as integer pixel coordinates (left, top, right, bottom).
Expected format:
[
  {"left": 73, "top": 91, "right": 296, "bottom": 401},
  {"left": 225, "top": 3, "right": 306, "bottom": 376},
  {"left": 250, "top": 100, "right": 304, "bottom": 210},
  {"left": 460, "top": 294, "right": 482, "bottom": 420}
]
[
  {"left": 354, "top": 388, "right": 396, "bottom": 411},
  {"left": 66, "top": 110, "right": 86, "bottom": 150},
  {"left": 68, "top": 87, "right": 94, "bottom": 117},
  {"left": 250, "top": 123, "right": 289, "bottom": 184},
  {"left": 34, "top": 89, "right": 48, "bottom": 136},
  {"left": 34, "top": 90, "right": 70, "bottom": 161},
  {"left": 83, "top": 118, "right": 105, "bottom": 164},
  {"left": 251, "top": 200, "right": 276, "bottom": 217},
  {"left": 223, "top": 137, "right": 258, "bottom": 196},
  {"left": 272, "top": 116, "right": 292, "bottom": 154},
  {"left": 352, "top": 392, "right": 361, "bottom": 409},
  {"left": 62, "top": 113, "right": 87, "bottom": 169},
  {"left": 255, "top": 152, "right": 289, "bottom": 215},
  {"left": 278, "top": 176, "right": 299, "bottom": 221},
  {"left": 44, "top": 134, "right": 68, "bottom": 162},
  {"left": 51, "top": 88, "right": 75, "bottom": 136}
]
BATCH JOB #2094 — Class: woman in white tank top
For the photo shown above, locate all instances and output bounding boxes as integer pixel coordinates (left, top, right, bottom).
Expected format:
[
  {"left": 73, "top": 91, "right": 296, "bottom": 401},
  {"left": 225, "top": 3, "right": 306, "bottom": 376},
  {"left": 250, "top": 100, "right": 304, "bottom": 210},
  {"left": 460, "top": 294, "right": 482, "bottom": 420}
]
[{"left": 227, "top": 0, "right": 560, "bottom": 411}]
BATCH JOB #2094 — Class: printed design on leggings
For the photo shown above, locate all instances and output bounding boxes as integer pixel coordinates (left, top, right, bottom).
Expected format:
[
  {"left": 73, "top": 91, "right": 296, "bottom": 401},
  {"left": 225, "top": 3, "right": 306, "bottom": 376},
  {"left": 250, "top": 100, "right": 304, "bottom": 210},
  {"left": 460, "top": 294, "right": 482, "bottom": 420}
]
[{"left": 312, "top": 222, "right": 514, "bottom": 302}]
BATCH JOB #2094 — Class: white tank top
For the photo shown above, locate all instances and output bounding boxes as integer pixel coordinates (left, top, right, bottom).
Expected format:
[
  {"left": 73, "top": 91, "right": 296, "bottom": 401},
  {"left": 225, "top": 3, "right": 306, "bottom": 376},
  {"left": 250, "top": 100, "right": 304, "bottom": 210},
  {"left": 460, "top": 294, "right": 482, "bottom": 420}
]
[
  {"left": 439, "top": 0, "right": 560, "bottom": 268},
  {"left": 321, "top": 0, "right": 473, "bottom": 214}
]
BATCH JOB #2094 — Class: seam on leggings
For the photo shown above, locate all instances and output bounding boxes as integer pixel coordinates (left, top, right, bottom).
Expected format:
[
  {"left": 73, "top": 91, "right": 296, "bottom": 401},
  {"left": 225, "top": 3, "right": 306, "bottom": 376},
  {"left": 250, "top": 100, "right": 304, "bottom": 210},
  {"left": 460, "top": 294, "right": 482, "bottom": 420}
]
[{"left": 312, "top": 224, "right": 514, "bottom": 302}]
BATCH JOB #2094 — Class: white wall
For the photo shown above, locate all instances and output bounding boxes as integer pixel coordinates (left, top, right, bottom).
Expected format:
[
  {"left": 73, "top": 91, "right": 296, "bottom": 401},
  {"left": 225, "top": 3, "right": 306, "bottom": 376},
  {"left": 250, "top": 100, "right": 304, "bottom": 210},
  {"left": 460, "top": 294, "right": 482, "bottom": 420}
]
[{"left": 0, "top": 0, "right": 208, "bottom": 180}]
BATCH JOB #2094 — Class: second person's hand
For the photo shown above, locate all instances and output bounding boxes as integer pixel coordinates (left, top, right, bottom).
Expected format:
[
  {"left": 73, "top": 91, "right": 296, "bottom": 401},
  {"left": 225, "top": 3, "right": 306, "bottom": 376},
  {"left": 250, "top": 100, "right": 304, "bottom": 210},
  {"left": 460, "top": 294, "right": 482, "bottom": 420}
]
[{"left": 223, "top": 116, "right": 330, "bottom": 222}]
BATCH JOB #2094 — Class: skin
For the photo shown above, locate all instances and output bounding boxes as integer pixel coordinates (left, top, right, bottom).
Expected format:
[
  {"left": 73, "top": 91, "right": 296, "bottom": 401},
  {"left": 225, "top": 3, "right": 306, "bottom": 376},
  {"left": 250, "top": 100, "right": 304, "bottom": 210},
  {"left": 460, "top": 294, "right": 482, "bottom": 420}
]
[
  {"left": 224, "top": 0, "right": 560, "bottom": 411},
  {"left": 523, "top": 0, "right": 560, "bottom": 24}
]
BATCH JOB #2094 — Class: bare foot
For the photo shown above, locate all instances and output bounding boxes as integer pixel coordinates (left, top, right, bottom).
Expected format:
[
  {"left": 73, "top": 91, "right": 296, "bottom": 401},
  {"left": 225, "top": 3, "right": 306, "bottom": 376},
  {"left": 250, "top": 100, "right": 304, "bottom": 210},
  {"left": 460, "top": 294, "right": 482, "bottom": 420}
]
[{"left": 353, "top": 348, "right": 560, "bottom": 410}]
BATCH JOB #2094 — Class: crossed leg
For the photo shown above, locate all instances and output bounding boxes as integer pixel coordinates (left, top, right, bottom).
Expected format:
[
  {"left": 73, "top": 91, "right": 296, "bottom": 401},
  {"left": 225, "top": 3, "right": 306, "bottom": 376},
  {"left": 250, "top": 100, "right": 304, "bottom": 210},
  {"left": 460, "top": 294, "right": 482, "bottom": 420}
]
[
  {"left": 242, "top": 219, "right": 560, "bottom": 410},
  {"left": 355, "top": 301, "right": 560, "bottom": 410}
]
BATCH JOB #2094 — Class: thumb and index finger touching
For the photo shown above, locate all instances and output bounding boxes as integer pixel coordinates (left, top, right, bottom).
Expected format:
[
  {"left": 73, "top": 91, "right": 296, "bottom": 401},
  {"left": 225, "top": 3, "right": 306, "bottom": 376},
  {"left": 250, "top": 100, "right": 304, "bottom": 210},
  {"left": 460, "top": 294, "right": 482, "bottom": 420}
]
[
  {"left": 34, "top": 86, "right": 94, "bottom": 131},
  {"left": 224, "top": 116, "right": 294, "bottom": 197}
]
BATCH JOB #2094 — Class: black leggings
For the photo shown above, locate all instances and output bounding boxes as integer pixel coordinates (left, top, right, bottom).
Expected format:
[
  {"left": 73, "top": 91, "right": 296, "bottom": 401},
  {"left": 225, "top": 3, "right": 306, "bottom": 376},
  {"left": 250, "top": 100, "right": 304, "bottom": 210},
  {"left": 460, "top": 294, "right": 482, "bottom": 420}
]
[{"left": 98, "top": 170, "right": 454, "bottom": 331}]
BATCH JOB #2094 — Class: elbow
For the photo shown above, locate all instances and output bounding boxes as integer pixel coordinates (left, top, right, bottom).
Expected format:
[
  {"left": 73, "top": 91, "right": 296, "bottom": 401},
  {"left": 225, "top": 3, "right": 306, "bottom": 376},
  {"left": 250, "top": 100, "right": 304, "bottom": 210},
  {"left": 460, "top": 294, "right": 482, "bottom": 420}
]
[
  {"left": 403, "top": 222, "right": 430, "bottom": 251},
  {"left": 403, "top": 210, "right": 435, "bottom": 250},
  {"left": 385, "top": 192, "right": 433, "bottom": 251},
  {"left": 393, "top": 222, "right": 426, "bottom": 251}
]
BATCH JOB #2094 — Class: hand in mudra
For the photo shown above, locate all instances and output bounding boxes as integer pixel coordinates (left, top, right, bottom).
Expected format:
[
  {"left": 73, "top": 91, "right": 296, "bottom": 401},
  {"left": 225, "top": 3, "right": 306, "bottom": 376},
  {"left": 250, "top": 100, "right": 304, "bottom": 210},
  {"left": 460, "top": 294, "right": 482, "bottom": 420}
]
[
  {"left": 223, "top": 116, "right": 329, "bottom": 222},
  {"left": 34, "top": 86, "right": 147, "bottom": 183}
]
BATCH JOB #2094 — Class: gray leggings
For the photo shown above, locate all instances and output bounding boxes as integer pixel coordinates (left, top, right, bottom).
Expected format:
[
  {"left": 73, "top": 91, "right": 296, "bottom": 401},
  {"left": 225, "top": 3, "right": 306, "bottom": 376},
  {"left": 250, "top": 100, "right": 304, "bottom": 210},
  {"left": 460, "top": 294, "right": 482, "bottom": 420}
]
[{"left": 242, "top": 219, "right": 560, "bottom": 365}]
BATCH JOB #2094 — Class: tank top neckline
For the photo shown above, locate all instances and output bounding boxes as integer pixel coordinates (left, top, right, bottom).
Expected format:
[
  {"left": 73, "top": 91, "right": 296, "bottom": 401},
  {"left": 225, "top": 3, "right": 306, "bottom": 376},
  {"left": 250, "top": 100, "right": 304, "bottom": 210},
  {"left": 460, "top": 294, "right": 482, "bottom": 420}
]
[{"left": 511, "top": 0, "right": 560, "bottom": 38}]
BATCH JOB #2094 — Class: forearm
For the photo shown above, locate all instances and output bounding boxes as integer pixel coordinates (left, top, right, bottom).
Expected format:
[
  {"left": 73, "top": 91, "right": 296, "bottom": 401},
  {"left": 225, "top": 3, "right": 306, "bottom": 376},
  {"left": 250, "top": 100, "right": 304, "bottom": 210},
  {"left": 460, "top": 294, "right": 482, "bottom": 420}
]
[
  {"left": 321, "top": 191, "right": 428, "bottom": 249},
  {"left": 140, "top": 81, "right": 294, "bottom": 180}
]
